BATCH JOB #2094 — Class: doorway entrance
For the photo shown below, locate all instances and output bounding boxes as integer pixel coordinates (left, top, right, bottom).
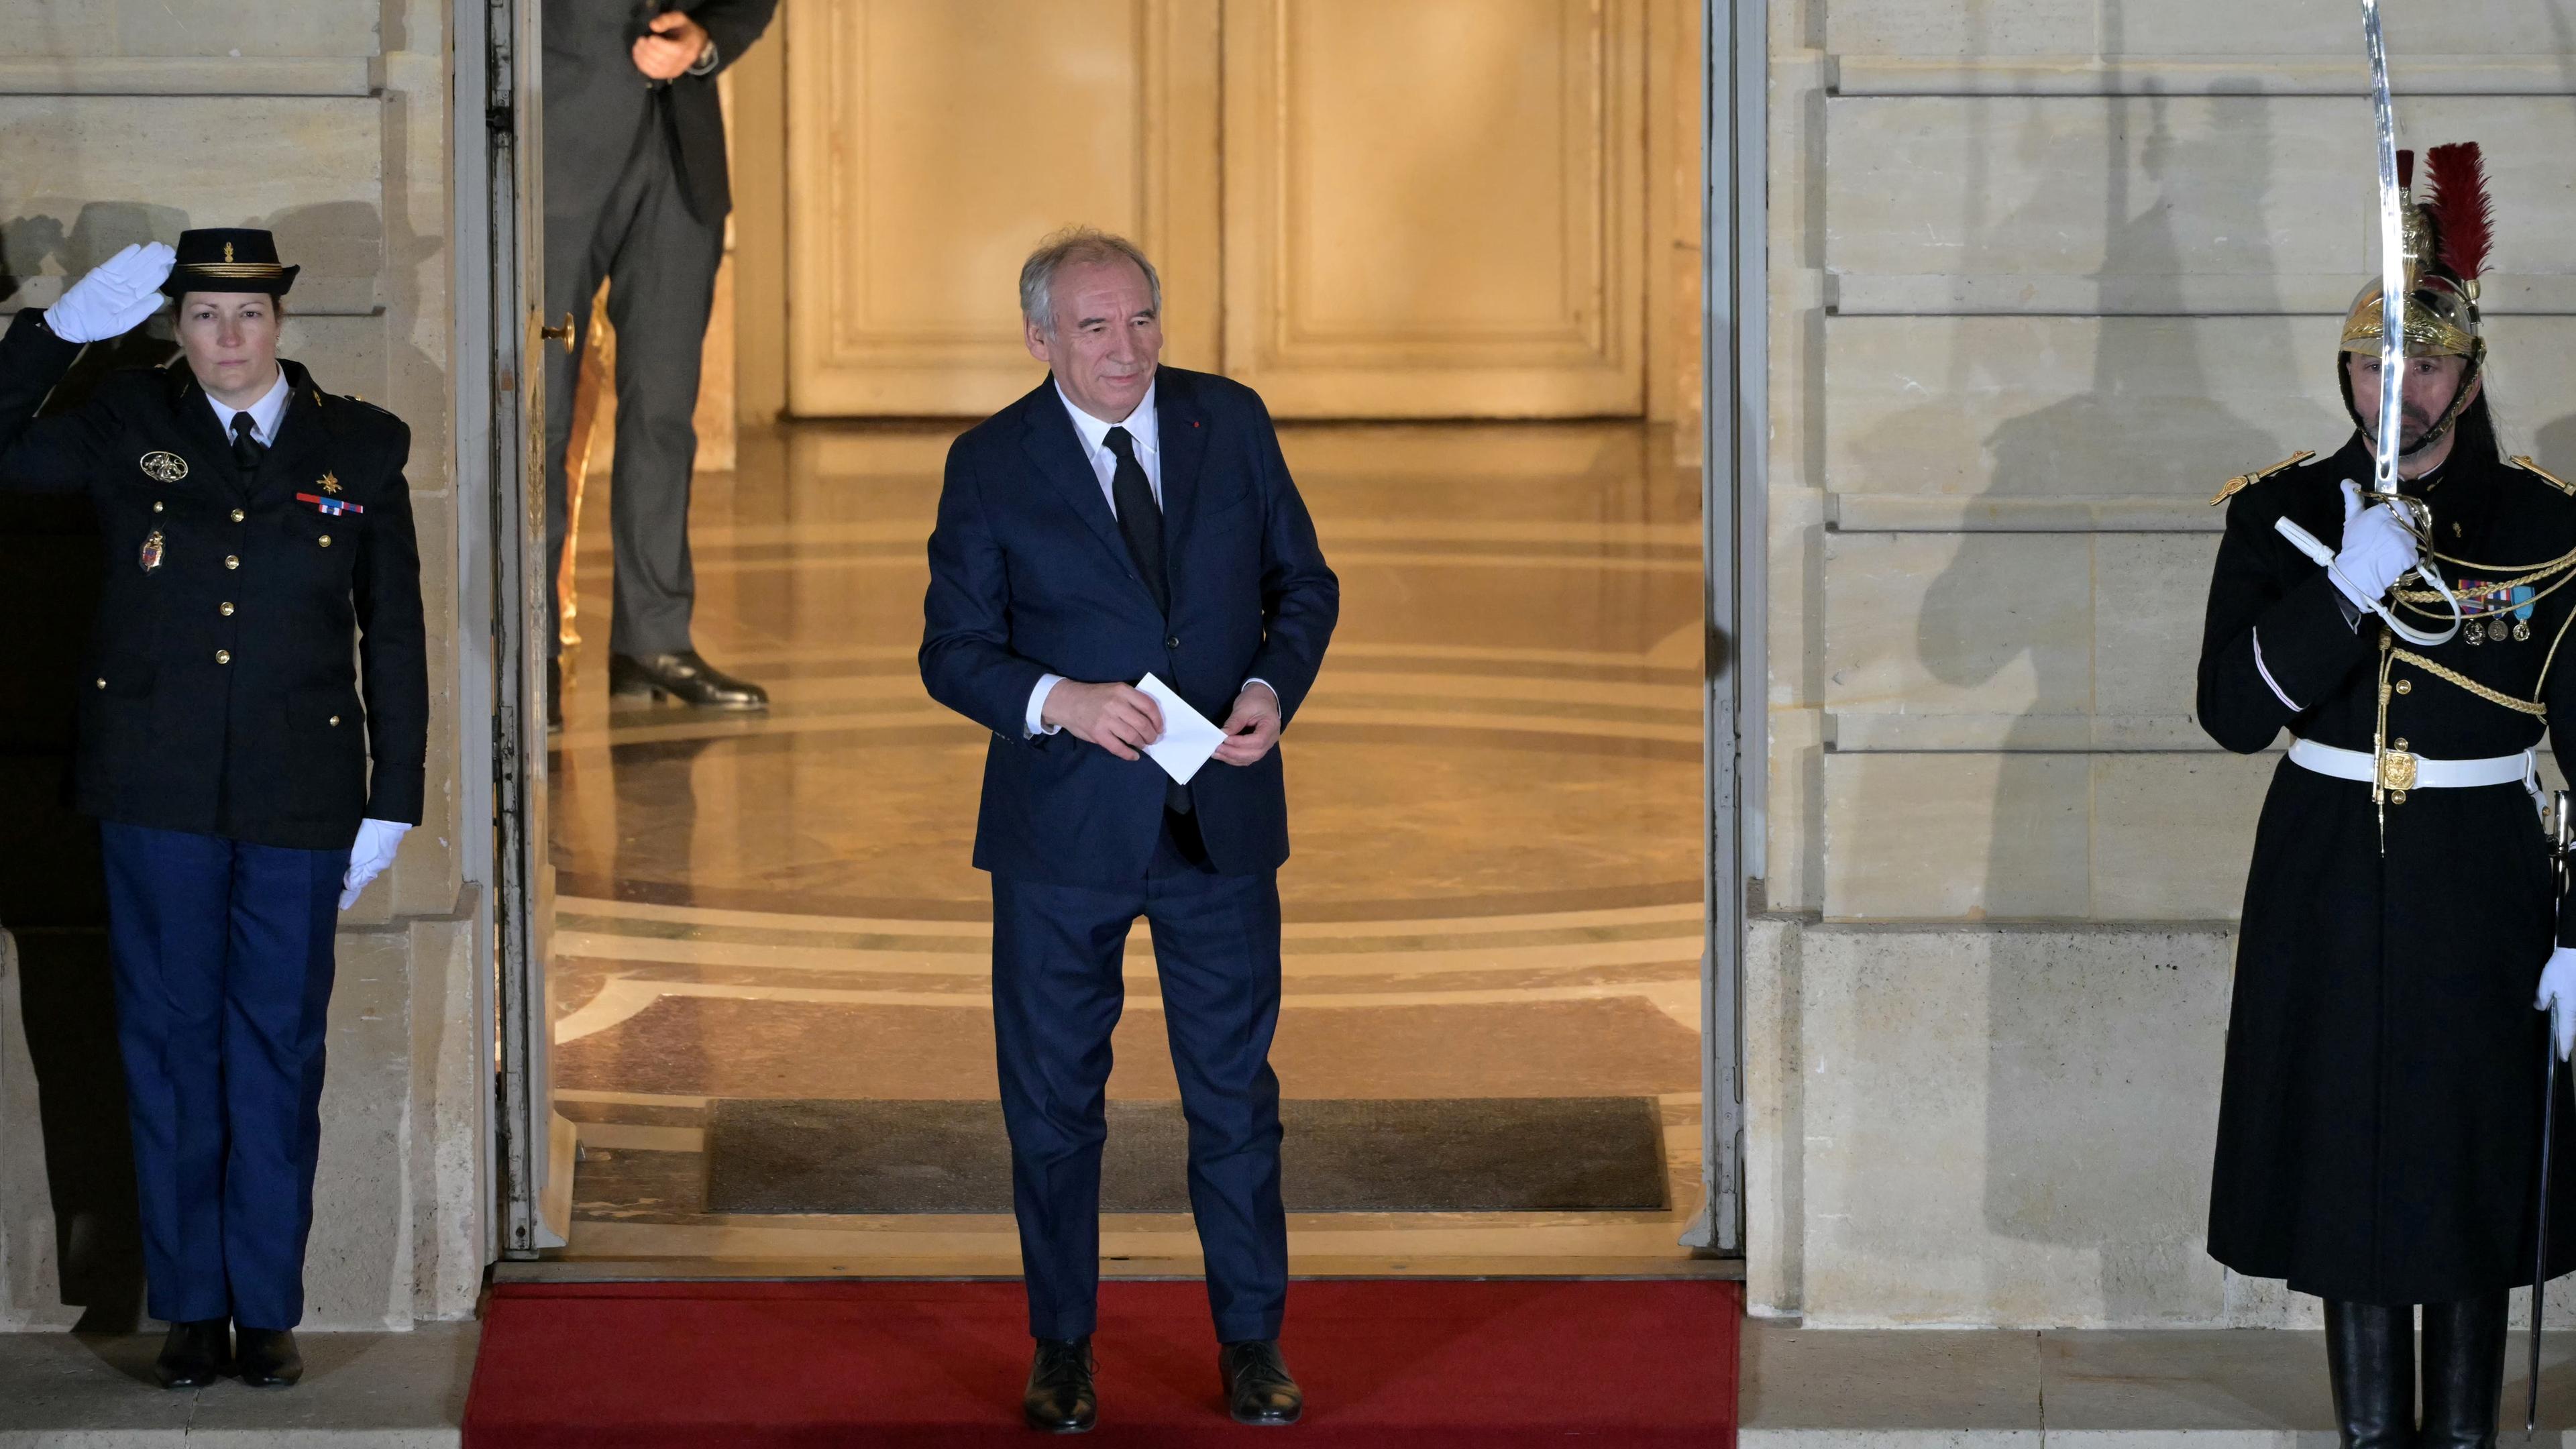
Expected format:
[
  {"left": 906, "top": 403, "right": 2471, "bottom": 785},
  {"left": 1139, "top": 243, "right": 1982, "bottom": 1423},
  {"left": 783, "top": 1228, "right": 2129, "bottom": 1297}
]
[{"left": 484, "top": 0, "right": 1756, "bottom": 1273}]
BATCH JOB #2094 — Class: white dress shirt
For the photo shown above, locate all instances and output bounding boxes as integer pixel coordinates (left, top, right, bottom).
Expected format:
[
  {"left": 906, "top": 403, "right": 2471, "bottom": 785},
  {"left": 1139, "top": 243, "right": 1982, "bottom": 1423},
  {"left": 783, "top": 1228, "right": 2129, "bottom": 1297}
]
[
  {"left": 1024, "top": 380, "right": 1271, "bottom": 738},
  {"left": 205, "top": 367, "right": 290, "bottom": 449}
]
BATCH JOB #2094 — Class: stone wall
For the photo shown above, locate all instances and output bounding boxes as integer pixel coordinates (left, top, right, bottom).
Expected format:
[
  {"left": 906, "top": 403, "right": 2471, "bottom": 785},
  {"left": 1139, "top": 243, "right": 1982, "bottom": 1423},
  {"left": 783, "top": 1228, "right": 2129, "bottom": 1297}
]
[
  {"left": 1754, "top": 0, "right": 2576, "bottom": 1325},
  {"left": 0, "top": 0, "right": 482, "bottom": 1330}
]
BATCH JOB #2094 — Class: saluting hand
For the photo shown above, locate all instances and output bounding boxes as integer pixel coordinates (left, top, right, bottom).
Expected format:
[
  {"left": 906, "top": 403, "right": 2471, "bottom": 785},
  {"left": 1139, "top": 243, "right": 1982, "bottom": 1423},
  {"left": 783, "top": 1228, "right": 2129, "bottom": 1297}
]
[
  {"left": 1042, "top": 680, "right": 1166, "bottom": 762},
  {"left": 45, "top": 241, "right": 176, "bottom": 345},
  {"left": 631, "top": 10, "right": 711, "bottom": 80},
  {"left": 1212, "top": 683, "right": 1283, "bottom": 766}
]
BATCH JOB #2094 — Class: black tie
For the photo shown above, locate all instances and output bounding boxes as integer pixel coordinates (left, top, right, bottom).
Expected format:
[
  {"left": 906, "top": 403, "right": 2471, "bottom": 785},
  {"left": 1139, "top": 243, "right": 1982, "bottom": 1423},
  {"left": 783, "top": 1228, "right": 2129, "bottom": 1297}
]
[
  {"left": 1104, "top": 425, "right": 1191, "bottom": 816},
  {"left": 1104, "top": 426, "right": 1167, "bottom": 615},
  {"left": 229, "top": 411, "right": 266, "bottom": 474}
]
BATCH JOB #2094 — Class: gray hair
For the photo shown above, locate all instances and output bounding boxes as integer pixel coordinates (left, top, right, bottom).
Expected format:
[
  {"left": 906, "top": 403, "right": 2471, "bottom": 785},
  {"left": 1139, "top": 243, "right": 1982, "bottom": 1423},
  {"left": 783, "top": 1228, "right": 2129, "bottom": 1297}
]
[{"left": 1018, "top": 227, "right": 1161, "bottom": 333}]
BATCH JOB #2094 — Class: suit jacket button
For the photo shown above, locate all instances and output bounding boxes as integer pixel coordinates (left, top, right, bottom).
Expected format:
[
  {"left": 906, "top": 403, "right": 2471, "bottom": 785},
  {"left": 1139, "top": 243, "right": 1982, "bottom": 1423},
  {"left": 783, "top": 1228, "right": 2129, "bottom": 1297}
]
[
  {"left": 329, "top": 715, "right": 341, "bottom": 727},
  {"left": 220, "top": 602, "right": 235, "bottom": 616},
  {"left": 224, "top": 554, "right": 239, "bottom": 570},
  {"left": 95, "top": 678, "right": 106, "bottom": 689},
  {"left": 230, "top": 508, "right": 245, "bottom": 523},
  {"left": 1167, "top": 635, "right": 1181, "bottom": 649},
  {"left": 319, "top": 535, "right": 332, "bottom": 547},
  {"left": 215, "top": 649, "right": 231, "bottom": 665},
  {"left": 152, "top": 501, "right": 164, "bottom": 513}
]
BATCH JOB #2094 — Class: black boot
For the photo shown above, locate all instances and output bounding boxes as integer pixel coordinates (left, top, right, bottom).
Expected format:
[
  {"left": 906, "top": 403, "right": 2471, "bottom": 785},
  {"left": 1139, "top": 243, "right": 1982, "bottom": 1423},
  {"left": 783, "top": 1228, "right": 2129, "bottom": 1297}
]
[
  {"left": 2326, "top": 1299, "right": 2416, "bottom": 1449},
  {"left": 2421, "top": 1293, "right": 2508, "bottom": 1449},
  {"left": 233, "top": 1326, "right": 304, "bottom": 1389}
]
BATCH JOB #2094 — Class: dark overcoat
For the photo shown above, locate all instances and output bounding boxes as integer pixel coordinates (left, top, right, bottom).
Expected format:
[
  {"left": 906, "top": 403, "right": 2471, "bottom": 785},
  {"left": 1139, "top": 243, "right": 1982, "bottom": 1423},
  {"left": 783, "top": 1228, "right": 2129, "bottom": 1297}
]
[
  {"left": 2200, "top": 433, "right": 2576, "bottom": 1303},
  {"left": 0, "top": 308, "right": 426, "bottom": 852}
]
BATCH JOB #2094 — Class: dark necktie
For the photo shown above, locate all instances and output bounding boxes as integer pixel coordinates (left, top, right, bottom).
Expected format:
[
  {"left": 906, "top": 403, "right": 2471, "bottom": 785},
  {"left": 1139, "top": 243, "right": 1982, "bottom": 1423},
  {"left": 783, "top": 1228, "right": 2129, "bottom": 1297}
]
[
  {"left": 230, "top": 411, "right": 266, "bottom": 474},
  {"left": 1104, "top": 426, "right": 1167, "bottom": 615},
  {"left": 1104, "top": 425, "right": 1191, "bottom": 815}
]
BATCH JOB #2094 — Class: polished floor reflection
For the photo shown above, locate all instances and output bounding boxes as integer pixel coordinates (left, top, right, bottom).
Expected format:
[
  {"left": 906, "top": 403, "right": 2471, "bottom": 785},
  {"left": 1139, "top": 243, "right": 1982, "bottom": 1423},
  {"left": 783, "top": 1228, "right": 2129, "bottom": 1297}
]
[{"left": 545, "top": 420, "right": 1714, "bottom": 1274}]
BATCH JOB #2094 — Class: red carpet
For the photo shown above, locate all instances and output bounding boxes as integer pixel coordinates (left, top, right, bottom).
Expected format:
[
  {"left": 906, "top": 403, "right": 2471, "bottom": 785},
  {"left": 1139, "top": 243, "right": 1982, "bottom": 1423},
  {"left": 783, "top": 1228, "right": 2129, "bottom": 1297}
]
[{"left": 464, "top": 1278, "right": 1741, "bottom": 1447}]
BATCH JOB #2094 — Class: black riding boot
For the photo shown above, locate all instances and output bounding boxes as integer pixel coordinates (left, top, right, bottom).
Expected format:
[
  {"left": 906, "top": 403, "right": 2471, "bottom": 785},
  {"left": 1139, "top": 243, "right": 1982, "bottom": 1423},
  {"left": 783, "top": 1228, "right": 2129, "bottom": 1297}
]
[
  {"left": 2420, "top": 1293, "right": 2509, "bottom": 1449},
  {"left": 2326, "top": 1299, "right": 2416, "bottom": 1449}
]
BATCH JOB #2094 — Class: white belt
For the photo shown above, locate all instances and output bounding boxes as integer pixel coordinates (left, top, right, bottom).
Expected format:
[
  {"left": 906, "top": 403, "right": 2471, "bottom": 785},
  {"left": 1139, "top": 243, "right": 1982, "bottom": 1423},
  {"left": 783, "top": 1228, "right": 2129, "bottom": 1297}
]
[{"left": 2288, "top": 736, "right": 2537, "bottom": 794}]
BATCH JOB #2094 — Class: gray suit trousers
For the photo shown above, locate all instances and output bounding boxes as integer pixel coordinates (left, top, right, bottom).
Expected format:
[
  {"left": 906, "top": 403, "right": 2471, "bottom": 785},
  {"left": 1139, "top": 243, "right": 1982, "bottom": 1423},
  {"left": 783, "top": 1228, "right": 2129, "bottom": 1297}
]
[{"left": 541, "top": 124, "right": 723, "bottom": 659}]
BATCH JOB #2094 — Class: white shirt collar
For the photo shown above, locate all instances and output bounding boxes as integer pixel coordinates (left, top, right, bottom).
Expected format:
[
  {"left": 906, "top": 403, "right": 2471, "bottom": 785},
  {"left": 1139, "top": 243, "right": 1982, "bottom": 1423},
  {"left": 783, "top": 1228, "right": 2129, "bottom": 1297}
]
[
  {"left": 1055, "top": 377, "right": 1159, "bottom": 458},
  {"left": 205, "top": 367, "right": 291, "bottom": 449}
]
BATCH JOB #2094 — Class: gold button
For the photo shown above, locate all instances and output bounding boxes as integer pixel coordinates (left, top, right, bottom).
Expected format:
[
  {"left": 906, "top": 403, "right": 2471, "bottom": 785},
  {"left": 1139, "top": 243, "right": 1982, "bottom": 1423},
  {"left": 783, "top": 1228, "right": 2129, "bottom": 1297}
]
[
  {"left": 224, "top": 555, "right": 239, "bottom": 570},
  {"left": 219, "top": 602, "right": 234, "bottom": 616},
  {"left": 229, "top": 508, "right": 245, "bottom": 523},
  {"left": 215, "top": 649, "right": 231, "bottom": 665},
  {"left": 95, "top": 678, "right": 106, "bottom": 690},
  {"left": 2394, "top": 737, "right": 2410, "bottom": 751},
  {"left": 319, "top": 535, "right": 332, "bottom": 548},
  {"left": 152, "top": 501, "right": 164, "bottom": 513},
  {"left": 2395, "top": 679, "right": 2412, "bottom": 694},
  {"left": 329, "top": 715, "right": 341, "bottom": 727}
]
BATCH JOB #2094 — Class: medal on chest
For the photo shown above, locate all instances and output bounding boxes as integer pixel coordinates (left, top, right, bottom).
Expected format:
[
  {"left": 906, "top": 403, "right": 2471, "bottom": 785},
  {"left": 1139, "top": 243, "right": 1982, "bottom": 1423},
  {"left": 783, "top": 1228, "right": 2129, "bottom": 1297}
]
[
  {"left": 138, "top": 530, "right": 164, "bottom": 573},
  {"left": 2456, "top": 578, "right": 2535, "bottom": 644}
]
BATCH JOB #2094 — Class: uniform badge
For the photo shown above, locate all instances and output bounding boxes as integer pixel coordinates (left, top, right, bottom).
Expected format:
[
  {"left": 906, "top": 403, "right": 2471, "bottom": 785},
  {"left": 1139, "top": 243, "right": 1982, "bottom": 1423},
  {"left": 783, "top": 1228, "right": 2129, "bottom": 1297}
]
[
  {"left": 138, "top": 529, "right": 164, "bottom": 573},
  {"left": 319, "top": 472, "right": 342, "bottom": 495},
  {"left": 140, "top": 451, "right": 188, "bottom": 483},
  {"left": 294, "top": 491, "right": 363, "bottom": 517},
  {"left": 2455, "top": 578, "right": 2533, "bottom": 645}
]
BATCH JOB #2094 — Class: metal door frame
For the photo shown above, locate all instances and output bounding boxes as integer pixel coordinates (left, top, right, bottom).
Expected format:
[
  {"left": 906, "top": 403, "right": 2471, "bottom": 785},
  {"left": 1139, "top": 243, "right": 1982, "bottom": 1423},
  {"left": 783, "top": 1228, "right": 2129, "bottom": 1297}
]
[
  {"left": 468, "top": 0, "right": 1768, "bottom": 1265},
  {"left": 1689, "top": 0, "right": 1764, "bottom": 1257}
]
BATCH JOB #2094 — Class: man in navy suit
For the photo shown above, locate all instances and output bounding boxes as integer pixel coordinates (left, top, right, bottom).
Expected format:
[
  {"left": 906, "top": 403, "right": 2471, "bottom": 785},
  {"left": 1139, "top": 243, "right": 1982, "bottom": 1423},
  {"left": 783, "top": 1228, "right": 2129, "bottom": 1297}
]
[{"left": 920, "top": 228, "right": 1338, "bottom": 1432}]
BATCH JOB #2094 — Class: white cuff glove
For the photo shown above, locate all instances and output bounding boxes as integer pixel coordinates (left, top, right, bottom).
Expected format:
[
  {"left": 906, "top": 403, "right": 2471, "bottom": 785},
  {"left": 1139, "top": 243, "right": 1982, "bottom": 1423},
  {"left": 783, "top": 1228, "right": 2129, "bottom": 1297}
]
[
  {"left": 44, "top": 241, "right": 176, "bottom": 345},
  {"left": 2328, "top": 478, "right": 2422, "bottom": 612},
  {"left": 339, "top": 818, "right": 411, "bottom": 910},
  {"left": 2538, "top": 945, "right": 2576, "bottom": 1062}
]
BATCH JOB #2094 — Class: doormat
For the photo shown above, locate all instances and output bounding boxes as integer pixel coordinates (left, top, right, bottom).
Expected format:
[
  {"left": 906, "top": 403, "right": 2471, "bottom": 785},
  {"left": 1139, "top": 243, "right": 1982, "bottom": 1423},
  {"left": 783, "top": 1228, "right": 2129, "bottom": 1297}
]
[{"left": 702, "top": 1096, "right": 1668, "bottom": 1214}]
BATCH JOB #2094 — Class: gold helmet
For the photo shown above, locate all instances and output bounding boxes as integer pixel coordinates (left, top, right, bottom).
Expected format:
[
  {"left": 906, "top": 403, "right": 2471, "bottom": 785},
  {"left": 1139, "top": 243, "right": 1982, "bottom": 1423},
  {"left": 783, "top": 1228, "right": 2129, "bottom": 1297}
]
[{"left": 2337, "top": 143, "right": 2493, "bottom": 449}]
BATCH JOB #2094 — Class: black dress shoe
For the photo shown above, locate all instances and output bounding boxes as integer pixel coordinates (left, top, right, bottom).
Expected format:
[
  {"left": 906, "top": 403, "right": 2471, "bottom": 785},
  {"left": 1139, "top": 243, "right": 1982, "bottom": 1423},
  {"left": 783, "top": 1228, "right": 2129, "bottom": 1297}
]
[
  {"left": 233, "top": 1327, "right": 303, "bottom": 1389},
  {"left": 1219, "top": 1339, "right": 1303, "bottom": 1426},
  {"left": 152, "top": 1318, "right": 231, "bottom": 1389},
  {"left": 607, "top": 650, "right": 769, "bottom": 710},
  {"left": 1023, "top": 1336, "right": 1097, "bottom": 1434}
]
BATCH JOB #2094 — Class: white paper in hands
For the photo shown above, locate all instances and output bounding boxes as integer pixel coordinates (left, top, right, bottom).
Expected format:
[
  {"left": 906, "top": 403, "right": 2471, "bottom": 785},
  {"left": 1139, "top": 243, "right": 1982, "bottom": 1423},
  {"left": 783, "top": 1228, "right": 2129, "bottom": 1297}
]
[{"left": 1133, "top": 674, "right": 1226, "bottom": 786}]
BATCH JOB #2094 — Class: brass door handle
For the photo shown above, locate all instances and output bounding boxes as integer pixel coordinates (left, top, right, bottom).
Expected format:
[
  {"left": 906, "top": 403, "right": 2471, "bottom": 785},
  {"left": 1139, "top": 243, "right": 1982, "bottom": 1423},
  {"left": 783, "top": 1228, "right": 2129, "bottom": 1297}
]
[{"left": 539, "top": 313, "right": 575, "bottom": 353}]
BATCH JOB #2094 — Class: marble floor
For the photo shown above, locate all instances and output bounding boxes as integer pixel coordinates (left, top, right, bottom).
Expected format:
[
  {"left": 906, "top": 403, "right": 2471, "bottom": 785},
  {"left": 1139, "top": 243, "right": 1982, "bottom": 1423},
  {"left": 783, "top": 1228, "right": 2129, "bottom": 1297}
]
[{"left": 541, "top": 419, "right": 1720, "bottom": 1275}]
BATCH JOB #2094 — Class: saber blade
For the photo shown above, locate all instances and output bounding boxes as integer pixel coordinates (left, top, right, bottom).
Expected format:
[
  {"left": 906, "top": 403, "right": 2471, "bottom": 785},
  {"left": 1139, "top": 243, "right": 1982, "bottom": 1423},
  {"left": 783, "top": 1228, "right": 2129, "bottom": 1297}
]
[{"left": 2363, "top": 0, "right": 2406, "bottom": 496}]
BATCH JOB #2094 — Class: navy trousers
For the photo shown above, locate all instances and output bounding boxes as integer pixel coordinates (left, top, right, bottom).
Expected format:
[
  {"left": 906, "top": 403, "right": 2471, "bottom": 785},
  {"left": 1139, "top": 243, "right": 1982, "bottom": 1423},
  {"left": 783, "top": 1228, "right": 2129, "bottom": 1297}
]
[
  {"left": 991, "top": 814, "right": 1289, "bottom": 1343},
  {"left": 98, "top": 822, "right": 347, "bottom": 1330}
]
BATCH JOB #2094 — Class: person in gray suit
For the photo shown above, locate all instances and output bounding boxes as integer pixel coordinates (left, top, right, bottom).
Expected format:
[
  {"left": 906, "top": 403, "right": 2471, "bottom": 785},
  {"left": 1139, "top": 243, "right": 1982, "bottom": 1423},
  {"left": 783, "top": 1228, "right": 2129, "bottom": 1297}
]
[{"left": 541, "top": 0, "right": 777, "bottom": 723}]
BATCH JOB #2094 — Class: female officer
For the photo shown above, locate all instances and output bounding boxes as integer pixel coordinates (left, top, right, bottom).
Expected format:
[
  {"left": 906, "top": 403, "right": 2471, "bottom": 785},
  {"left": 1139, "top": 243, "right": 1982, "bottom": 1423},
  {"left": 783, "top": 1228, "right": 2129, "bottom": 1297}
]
[{"left": 0, "top": 233, "right": 425, "bottom": 1389}]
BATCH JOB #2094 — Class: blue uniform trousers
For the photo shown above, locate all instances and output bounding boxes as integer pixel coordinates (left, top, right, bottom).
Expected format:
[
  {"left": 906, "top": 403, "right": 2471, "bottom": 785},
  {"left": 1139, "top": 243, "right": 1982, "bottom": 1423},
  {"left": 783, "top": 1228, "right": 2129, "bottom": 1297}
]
[
  {"left": 98, "top": 822, "right": 347, "bottom": 1330},
  {"left": 991, "top": 814, "right": 1289, "bottom": 1343}
]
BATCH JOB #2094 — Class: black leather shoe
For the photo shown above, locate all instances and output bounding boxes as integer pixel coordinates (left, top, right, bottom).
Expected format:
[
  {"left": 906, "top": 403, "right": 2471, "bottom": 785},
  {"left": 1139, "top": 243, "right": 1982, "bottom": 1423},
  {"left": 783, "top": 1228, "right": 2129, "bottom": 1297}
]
[
  {"left": 607, "top": 650, "right": 769, "bottom": 710},
  {"left": 152, "top": 1319, "right": 231, "bottom": 1389},
  {"left": 233, "top": 1327, "right": 303, "bottom": 1389},
  {"left": 2325, "top": 1299, "right": 2414, "bottom": 1449},
  {"left": 1023, "top": 1336, "right": 1096, "bottom": 1434},
  {"left": 2422, "top": 1292, "right": 2509, "bottom": 1449},
  {"left": 1219, "top": 1339, "right": 1303, "bottom": 1426}
]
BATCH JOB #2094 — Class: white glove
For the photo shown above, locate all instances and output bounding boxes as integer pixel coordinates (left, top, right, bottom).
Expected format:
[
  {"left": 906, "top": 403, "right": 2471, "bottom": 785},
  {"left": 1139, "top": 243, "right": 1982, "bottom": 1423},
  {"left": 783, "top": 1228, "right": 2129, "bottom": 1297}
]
[
  {"left": 339, "top": 818, "right": 411, "bottom": 910},
  {"left": 2328, "top": 478, "right": 2422, "bottom": 612},
  {"left": 43, "top": 241, "right": 175, "bottom": 344},
  {"left": 2539, "top": 946, "right": 2576, "bottom": 1062}
]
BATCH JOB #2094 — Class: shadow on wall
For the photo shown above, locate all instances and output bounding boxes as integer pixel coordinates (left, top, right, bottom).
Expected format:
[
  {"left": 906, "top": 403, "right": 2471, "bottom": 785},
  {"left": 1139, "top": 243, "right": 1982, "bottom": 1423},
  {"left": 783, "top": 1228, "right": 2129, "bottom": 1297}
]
[{"left": 1872, "top": 71, "right": 2297, "bottom": 1322}]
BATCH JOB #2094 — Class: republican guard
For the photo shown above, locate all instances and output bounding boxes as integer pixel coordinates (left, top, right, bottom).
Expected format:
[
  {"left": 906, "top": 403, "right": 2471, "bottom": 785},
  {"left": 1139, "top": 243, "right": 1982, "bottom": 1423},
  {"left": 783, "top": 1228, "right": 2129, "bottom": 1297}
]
[
  {"left": 2198, "top": 142, "right": 2576, "bottom": 1449},
  {"left": 0, "top": 233, "right": 426, "bottom": 1389}
]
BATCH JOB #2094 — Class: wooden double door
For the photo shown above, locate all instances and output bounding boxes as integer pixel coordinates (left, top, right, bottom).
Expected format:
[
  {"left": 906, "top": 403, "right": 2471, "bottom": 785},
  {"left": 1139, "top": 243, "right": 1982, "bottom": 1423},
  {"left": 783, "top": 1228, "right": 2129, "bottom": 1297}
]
[{"left": 782, "top": 0, "right": 1658, "bottom": 419}]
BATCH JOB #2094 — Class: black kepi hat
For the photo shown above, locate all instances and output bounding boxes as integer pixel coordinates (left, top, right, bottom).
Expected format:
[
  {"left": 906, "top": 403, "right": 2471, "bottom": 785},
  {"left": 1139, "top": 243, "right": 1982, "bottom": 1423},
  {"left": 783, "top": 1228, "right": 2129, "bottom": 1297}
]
[{"left": 161, "top": 228, "right": 299, "bottom": 298}]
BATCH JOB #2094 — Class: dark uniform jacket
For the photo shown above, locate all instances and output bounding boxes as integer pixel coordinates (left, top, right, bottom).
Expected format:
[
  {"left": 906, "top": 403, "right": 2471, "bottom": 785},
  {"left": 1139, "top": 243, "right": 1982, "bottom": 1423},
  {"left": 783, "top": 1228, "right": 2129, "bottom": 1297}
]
[
  {"left": 0, "top": 309, "right": 427, "bottom": 853},
  {"left": 542, "top": 0, "right": 777, "bottom": 225},
  {"left": 2199, "top": 432, "right": 2576, "bottom": 1303}
]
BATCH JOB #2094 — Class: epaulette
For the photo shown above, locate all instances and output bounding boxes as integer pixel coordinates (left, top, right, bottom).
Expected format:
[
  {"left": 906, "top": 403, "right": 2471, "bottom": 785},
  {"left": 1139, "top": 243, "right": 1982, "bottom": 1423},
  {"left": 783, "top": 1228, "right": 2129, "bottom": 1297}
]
[
  {"left": 2509, "top": 455, "right": 2576, "bottom": 496},
  {"left": 2210, "top": 450, "right": 2316, "bottom": 507}
]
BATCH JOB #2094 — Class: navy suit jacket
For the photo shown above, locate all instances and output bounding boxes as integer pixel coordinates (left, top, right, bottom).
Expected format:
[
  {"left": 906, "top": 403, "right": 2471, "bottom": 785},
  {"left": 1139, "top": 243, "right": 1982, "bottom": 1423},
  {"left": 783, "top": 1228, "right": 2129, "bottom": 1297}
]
[{"left": 920, "top": 368, "right": 1338, "bottom": 885}]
